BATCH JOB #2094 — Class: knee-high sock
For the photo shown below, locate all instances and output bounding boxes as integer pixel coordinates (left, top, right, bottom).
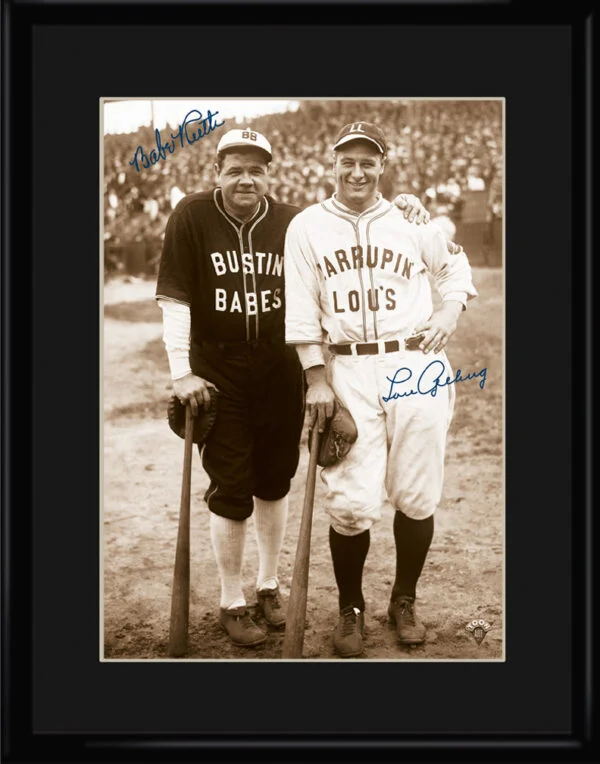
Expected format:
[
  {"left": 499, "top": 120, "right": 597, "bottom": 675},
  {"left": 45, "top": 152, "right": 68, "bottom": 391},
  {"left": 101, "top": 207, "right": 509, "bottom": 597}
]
[
  {"left": 329, "top": 526, "right": 370, "bottom": 612},
  {"left": 254, "top": 496, "right": 288, "bottom": 590},
  {"left": 209, "top": 512, "right": 247, "bottom": 609},
  {"left": 391, "top": 511, "right": 434, "bottom": 601}
]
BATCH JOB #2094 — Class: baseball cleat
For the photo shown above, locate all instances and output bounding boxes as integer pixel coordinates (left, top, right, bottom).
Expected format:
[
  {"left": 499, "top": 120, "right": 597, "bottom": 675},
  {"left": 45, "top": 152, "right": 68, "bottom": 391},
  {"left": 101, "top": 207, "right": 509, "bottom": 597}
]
[
  {"left": 333, "top": 606, "right": 365, "bottom": 658},
  {"left": 219, "top": 606, "right": 268, "bottom": 647},
  {"left": 388, "top": 597, "right": 426, "bottom": 645},
  {"left": 256, "top": 586, "right": 287, "bottom": 629}
]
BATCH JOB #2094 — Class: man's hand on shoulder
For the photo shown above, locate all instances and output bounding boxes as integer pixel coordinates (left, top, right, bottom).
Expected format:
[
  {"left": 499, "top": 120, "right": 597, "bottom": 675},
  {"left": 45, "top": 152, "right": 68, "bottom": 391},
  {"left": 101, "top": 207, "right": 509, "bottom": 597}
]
[{"left": 393, "top": 193, "right": 431, "bottom": 225}]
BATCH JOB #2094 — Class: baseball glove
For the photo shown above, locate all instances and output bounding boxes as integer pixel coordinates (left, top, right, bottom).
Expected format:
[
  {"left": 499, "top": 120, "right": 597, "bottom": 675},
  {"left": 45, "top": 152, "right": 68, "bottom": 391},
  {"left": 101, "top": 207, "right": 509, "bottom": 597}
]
[
  {"left": 309, "top": 400, "right": 358, "bottom": 467},
  {"left": 167, "top": 388, "right": 218, "bottom": 445}
]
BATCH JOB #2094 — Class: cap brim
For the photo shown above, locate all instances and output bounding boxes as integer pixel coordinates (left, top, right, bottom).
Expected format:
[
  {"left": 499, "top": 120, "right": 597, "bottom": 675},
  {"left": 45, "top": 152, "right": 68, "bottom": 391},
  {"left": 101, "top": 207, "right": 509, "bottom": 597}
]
[{"left": 333, "top": 134, "right": 385, "bottom": 153}]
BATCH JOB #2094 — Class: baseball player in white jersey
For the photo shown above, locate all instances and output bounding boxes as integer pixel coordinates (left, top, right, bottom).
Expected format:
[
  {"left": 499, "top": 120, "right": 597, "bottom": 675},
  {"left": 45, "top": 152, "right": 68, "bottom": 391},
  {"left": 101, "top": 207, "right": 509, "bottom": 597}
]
[{"left": 284, "top": 121, "right": 478, "bottom": 657}]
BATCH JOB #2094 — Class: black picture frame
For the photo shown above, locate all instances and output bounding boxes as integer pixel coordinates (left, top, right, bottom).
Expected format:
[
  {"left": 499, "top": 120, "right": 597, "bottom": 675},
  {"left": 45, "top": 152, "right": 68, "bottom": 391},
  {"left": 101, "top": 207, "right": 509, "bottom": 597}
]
[{"left": 2, "top": 2, "right": 595, "bottom": 761}]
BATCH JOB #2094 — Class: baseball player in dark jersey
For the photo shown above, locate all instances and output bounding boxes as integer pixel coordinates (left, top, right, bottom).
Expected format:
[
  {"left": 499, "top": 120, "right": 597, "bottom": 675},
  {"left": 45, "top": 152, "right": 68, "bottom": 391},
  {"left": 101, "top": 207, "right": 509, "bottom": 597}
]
[{"left": 156, "top": 127, "right": 432, "bottom": 649}]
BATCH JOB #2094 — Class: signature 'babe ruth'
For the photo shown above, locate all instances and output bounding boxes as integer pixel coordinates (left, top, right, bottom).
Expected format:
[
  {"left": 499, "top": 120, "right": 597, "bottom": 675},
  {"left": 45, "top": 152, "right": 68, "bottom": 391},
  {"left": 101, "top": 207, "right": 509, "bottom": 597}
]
[
  {"left": 284, "top": 122, "right": 478, "bottom": 657},
  {"left": 155, "top": 126, "right": 432, "bottom": 651}
]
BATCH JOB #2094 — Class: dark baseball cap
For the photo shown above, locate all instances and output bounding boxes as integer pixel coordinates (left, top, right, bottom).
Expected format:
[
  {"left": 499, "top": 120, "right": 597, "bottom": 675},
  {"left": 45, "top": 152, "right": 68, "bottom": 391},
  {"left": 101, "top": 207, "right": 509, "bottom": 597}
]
[{"left": 333, "top": 122, "right": 387, "bottom": 155}]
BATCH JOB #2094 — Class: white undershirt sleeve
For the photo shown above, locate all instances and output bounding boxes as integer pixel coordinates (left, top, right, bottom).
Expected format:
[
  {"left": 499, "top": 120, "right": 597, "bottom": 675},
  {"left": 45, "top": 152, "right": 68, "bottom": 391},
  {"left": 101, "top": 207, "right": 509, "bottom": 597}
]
[
  {"left": 295, "top": 343, "right": 325, "bottom": 370},
  {"left": 157, "top": 299, "right": 192, "bottom": 380}
]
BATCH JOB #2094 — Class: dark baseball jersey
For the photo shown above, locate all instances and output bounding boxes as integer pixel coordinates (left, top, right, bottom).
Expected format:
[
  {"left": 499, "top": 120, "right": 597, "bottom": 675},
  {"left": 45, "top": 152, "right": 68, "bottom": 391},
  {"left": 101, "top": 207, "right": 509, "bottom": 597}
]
[{"left": 156, "top": 188, "right": 300, "bottom": 344}]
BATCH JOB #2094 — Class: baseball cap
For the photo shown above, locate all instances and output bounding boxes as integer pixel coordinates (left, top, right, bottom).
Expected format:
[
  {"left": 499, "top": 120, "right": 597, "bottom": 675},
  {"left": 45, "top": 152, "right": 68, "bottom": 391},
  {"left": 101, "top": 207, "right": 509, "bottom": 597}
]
[
  {"left": 216, "top": 127, "right": 272, "bottom": 161},
  {"left": 333, "top": 122, "right": 387, "bottom": 155}
]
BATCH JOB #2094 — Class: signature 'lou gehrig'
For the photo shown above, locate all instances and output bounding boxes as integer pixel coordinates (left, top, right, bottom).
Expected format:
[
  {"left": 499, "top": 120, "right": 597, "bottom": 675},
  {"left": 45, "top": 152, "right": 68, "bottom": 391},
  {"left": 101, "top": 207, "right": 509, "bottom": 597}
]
[{"left": 284, "top": 121, "right": 479, "bottom": 657}]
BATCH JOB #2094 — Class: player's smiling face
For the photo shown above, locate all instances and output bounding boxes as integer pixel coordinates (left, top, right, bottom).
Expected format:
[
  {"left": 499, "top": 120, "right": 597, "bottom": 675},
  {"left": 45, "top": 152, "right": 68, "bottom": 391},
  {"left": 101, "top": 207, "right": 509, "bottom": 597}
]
[
  {"left": 215, "top": 149, "right": 270, "bottom": 221},
  {"left": 334, "top": 141, "right": 385, "bottom": 212}
]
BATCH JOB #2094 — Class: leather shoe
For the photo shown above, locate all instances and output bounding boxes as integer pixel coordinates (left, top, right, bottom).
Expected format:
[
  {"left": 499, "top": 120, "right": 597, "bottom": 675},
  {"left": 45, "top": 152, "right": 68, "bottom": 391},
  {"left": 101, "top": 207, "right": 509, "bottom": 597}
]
[
  {"left": 219, "top": 605, "right": 268, "bottom": 647},
  {"left": 333, "top": 606, "right": 365, "bottom": 658},
  {"left": 256, "top": 586, "right": 287, "bottom": 628},
  {"left": 388, "top": 596, "right": 426, "bottom": 645}
]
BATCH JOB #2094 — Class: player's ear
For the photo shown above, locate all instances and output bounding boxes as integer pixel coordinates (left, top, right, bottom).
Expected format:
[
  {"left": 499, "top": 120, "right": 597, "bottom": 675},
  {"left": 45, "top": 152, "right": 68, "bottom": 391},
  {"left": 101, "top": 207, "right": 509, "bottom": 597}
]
[{"left": 213, "top": 162, "right": 220, "bottom": 180}]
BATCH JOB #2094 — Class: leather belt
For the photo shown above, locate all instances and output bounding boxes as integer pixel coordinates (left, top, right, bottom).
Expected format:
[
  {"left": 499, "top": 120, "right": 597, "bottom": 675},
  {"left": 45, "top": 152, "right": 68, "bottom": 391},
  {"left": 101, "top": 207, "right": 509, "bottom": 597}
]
[
  {"left": 330, "top": 340, "right": 401, "bottom": 356},
  {"left": 330, "top": 334, "right": 424, "bottom": 356}
]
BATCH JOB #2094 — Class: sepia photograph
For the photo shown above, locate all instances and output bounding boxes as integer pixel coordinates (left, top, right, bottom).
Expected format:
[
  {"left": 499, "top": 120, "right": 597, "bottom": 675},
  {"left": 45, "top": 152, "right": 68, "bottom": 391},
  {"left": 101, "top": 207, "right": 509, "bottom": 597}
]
[{"left": 101, "top": 97, "right": 504, "bottom": 662}]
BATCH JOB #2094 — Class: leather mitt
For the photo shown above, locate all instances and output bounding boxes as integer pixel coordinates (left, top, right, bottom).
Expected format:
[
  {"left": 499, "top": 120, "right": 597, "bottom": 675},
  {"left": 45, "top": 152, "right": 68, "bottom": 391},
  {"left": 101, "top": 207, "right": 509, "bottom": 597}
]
[
  {"left": 167, "top": 388, "right": 218, "bottom": 445},
  {"left": 309, "top": 399, "right": 358, "bottom": 467}
]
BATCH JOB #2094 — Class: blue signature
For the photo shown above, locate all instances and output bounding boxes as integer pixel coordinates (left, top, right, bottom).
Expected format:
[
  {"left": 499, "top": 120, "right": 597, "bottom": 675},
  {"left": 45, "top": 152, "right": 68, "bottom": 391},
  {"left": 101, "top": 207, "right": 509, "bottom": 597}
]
[
  {"left": 128, "top": 109, "right": 225, "bottom": 172},
  {"left": 382, "top": 360, "right": 487, "bottom": 401}
]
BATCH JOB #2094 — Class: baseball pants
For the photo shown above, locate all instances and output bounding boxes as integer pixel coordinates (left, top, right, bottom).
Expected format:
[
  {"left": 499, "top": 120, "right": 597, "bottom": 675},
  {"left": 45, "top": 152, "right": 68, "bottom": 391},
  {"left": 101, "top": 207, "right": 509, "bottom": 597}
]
[
  {"left": 190, "top": 340, "right": 305, "bottom": 521},
  {"left": 322, "top": 347, "right": 456, "bottom": 536}
]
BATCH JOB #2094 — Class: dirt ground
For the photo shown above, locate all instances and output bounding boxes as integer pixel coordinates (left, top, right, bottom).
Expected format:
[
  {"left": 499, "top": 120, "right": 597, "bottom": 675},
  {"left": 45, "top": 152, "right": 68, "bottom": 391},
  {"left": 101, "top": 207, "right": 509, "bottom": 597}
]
[{"left": 102, "top": 269, "right": 504, "bottom": 661}]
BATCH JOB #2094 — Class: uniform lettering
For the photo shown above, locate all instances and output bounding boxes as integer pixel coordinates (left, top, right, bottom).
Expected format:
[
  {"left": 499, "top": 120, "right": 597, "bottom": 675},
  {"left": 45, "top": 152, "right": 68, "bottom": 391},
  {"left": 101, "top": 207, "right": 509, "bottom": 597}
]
[
  {"left": 367, "top": 288, "right": 379, "bottom": 311},
  {"left": 323, "top": 256, "right": 337, "bottom": 278},
  {"left": 246, "top": 292, "right": 258, "bottom": 315},
  {"left": 214, "top": 288, "right": 282, "bottom": 313},
  {"left": 226, "top": 251, "right": 239, "bottom": 272},
  {"left": 255, "top": 251, "right": 266, "bottom": 274},
  {"left": 322, "top": 245, "right": 423, "bottom": 280},
  {"left": 334, "top": 249, "right": 351, "bottom": 273},
  {"left": 242, "top": 253, "right": 253, "bottom": 274},
  {"left": 348, "top": 291, "right": 360, "bottom": 312},
  {"left": 333, "top": 291, "right": 345, "bottom": 313},
  {"left": 351, "top": 245, "right": 363, "bottom": 269},
  {"left": 381, "top": 248, "right": 394, "bottom": 268},
  {"left": 215, "top": 288, "right": 227, "bottom": 311},
  {"left": 366, "top": 246, "right": 378, "bottom": 269},
  {"left": 211, "top": 252, "right": 227, "bottom": 276},
  {"left": 260, "top": 289, "right": 272, "bottom": 312},
  {"left": 330, "top": 288, "right": 399, "bottom": 313},
  {"left": 271, "top": 254, "right": 283, "bottom": 277},
  {"left": 209, "top": 251, "right": 284, "bottom": 276}
]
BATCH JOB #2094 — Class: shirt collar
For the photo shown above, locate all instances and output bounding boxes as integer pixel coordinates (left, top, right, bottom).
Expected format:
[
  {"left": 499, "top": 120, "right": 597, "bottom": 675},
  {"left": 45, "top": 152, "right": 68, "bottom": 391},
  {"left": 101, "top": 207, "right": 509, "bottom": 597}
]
[
  {"left": 331, "top": 191, "right": 385, "bottom": 217},
  {"left": 214, "top": 188, "right": 265, "bottom": 227}
]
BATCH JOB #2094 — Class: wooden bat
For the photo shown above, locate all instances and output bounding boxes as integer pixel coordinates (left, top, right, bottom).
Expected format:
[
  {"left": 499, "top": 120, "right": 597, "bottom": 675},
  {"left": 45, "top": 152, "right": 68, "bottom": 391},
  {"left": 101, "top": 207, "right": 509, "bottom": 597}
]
[
  {"left": 281, "top": 425, "right": 321, "bottom": 659},
  {"left": 168, "top": 404, "right": 194, "bottom": 657}
]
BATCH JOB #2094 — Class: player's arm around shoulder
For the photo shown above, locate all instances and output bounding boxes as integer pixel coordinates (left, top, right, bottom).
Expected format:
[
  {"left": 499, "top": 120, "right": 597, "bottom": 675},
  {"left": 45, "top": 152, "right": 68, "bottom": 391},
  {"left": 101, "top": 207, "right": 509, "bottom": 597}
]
[
  {"left": 410, "top": 222, "right": 479, "bottom": 355},
  {"left": 420, "top": 221, "right": 479, "bottom": 307}
]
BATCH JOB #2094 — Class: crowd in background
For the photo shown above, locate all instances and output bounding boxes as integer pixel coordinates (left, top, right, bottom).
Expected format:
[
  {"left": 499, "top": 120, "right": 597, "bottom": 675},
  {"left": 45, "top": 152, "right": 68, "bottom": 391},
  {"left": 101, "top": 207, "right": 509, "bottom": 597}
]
[{"left": 104, "top": 100, "right": 503, "bottom": 275}]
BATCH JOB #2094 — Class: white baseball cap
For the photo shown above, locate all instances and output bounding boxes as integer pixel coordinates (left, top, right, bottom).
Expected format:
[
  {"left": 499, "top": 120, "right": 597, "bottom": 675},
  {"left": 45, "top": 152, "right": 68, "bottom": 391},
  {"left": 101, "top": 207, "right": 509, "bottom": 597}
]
[{"left": 216, "top": 127, "right": 272, "bottom": 161}]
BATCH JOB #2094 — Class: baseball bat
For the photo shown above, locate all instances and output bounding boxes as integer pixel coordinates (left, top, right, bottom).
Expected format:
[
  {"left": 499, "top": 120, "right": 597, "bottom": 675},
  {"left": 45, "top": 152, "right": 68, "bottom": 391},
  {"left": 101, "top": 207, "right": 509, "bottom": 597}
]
[
  {"left": 281, "top": 425, "right": 321, "bottom": 659},
  {"left": 168, "top": 404, "right": 194, "bottom": 657}
]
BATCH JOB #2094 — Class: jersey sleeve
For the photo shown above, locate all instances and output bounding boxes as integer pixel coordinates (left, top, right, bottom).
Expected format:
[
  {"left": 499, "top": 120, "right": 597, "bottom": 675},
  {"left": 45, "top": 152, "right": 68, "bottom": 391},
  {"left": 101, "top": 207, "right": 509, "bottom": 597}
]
[
  {"left": 155, "top": 207, "right": 196, "bottom": 306},
  {"left": 420, "top": 222, "right": 479, "bottom": 308},
  {"left": 284, "top": 214, "right": 324, "bottom": 344}
]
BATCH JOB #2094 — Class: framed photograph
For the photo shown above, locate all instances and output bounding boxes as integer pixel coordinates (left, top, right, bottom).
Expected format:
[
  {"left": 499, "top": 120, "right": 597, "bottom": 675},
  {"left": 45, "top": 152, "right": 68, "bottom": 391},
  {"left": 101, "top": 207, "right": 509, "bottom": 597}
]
[
  {"left": 2, "top": 2, "right": 594, "bottom": 761},
  {"left": 102, "top": 95, "right": 504, "bottom": 665}
]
